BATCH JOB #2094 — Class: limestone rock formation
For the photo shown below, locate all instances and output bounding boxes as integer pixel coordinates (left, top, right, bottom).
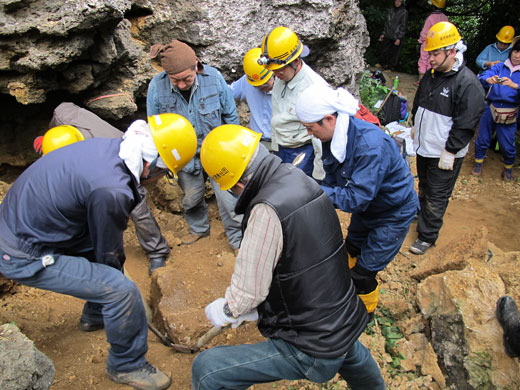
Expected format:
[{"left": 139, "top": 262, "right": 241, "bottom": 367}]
[{"left": 0, "top": 0, "right": 368, "bottom": 166}]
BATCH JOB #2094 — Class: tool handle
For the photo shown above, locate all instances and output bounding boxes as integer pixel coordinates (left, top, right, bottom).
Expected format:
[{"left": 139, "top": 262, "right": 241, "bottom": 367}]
[{"left": 193, "top": 325, "right": 230, "bottom": 352}]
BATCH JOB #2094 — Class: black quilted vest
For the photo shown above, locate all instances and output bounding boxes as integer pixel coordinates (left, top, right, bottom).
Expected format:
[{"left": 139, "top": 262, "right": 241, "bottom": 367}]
[{"left": 236, "top": 154, "right": 368, "bottom": 358}]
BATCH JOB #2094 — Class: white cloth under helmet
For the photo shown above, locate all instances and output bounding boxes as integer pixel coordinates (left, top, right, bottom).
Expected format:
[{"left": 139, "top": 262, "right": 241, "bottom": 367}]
[
  {"left": 119, "top": 119, "right": 166, "bottom": 183},
  {"left": 295, "top": 85, "right": 359, "bottom": 163}
]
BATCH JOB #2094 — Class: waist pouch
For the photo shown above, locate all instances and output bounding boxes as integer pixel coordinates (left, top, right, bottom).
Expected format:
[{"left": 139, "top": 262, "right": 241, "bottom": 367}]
[{"left": 490, "top": 104, "right": 519, "bottom": 125}]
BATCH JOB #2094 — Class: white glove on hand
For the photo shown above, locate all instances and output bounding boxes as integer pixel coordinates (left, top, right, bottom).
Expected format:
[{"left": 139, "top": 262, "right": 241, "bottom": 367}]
[
  {"left": 205, "top": 298, "right": 236, "bottom": 328},
  {"left": 438, "top": 149, "right": 455, "bottom": 170},
  {"left": 232, "top": 308, "right": 259, "bottom": 329}
]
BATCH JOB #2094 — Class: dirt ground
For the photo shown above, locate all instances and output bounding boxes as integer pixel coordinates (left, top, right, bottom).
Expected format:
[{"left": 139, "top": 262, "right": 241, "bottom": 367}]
[{"left": 1, "top": 70, "right": 519, "bottom": 390}]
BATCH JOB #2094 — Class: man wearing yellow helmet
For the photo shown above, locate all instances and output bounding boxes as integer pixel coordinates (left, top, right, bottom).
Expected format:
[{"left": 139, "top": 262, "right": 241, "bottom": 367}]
[
  {"left": 34, "top": 102, "right": 173, "bottom": 275},
  {"left": 259, "top": 26, "right": 333, "bottom": 181},
  {"left": 476, "top": 26, "right": 515, "bottom": 71},
  {"left": 473, "top": 35, "right": 520, "bottom": 181},
  {"left": 193, "top": 124, "right": 385, "bottom": 390},
  {"left": 147, "top": 39, "right": 242, "bottom": 252},
  {"left": 229, "top": 48, "right": 274, "bottom": 150},
  {"left": 410, "top": 21, "right": 485, "bottom": 255},
  {"left": 0, "top": 113, "right": 196, "bottom": 390}
]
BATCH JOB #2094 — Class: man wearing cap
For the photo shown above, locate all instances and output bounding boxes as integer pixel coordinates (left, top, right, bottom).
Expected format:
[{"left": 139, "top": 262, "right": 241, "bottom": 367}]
[
  {"left": 259, "top": 26, "right": 330, "bottom": 181},
  {"left": 192, "top": 124, "right": 385, "bottom": 390},
  {"left": 147, "top": 39, "right": 242, "bottom": 251},
  {"left": 229, "top": 48, "right": 274, "bottom": 150},
  {"left": 0, "top": 114, "right": 197, "bottom": 390},
  {"left": 410, "top": 21, "right": 485, "bottom": 255},
  {"left": 295, "top": 84, "right": 419, "bottom": 319}
]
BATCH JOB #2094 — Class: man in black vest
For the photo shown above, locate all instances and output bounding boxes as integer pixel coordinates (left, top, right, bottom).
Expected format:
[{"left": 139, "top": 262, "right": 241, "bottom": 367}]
[{"left": 191, "top": 124, "right": 385, "bottom": 390}]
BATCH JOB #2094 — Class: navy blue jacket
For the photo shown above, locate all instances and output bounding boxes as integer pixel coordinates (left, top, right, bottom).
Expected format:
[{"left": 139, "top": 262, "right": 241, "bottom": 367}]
[
  {"left": 0, "top": 138, "right": 139, "bottom": 269},
  {"left": 321, "top": 117, "right": 418, "bottom": 220}
]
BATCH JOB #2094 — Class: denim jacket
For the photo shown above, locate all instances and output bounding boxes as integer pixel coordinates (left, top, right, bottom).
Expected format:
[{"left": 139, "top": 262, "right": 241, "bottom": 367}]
[{"left": 146, "top": 64, "right": 239, "bottom": 174}]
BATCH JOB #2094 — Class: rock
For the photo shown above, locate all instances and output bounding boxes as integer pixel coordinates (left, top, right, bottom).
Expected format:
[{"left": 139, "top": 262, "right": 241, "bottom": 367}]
[
  {"left": 411, "top": 226, "right": 488, "bottom": 281},
  {"left": 0, "top": 323, "right": 55, "bottom": 390},
  {"left": 417, "top": 259, "right": 520, "bottom": 389},
  {"left": 0, "top": 0, "right": 368, "bottom": 166},
  {"left": 396, "top": 333, "right": 445, "bottom": 386},
  {"left": 148, "top": 179, "right": 185, "bottom": 214},
  {"left": 150, "top": 251, "right": 235, "bottom": 343}
]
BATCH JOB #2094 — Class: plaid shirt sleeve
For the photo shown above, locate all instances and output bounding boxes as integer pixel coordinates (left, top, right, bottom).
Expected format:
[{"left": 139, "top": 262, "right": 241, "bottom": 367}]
[{"left": 225, "top": 203, "right": 283, "bottom": 317}]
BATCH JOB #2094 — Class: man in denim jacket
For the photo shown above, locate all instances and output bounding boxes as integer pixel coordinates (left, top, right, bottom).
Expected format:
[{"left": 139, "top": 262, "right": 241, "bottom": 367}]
[{"left": 147, "top": 40, "right": 242, "bottom": 251}]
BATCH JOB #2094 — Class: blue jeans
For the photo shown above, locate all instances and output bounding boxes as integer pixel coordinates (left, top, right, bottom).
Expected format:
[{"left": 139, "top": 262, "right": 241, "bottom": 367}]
[
  {"left": 178, "top": 169, "right": 242, "bottom": 249},
  {"left": 191, "top": 338, "right": 385, "bottom": 390},
  {"left": 0, "top": 250, "right": 148, "bottom": 372},
  {"left": 275, "top": 144, "right": 315, "bottom": 178}
]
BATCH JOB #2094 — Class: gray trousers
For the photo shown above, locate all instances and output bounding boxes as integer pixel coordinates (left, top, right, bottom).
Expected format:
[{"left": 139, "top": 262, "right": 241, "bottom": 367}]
[
  {"left": 130, "top": 185, "right": 170, "bottom": 260},
  {"left": 177, "top": 170, "right": 242, "bottom": 250}
]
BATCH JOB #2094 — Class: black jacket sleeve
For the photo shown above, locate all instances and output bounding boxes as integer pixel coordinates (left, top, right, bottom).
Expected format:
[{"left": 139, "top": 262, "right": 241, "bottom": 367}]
[{"left": 445, "top": 69, "right": 486, "bottom": 153}]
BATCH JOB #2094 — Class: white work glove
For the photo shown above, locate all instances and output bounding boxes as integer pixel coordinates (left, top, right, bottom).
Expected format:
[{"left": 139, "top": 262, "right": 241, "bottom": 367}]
[
  {"left": 232, "top": 309, "right": 259, "bottom": 329},
  {"left": 204, "top": 298, "right": 259, "bottom": 328},
  {"left": 438, "top": 149, "right": 455, "bottom": 170},
  {"left": 205, "top": 298, "right": 236, "bottom": 328}
]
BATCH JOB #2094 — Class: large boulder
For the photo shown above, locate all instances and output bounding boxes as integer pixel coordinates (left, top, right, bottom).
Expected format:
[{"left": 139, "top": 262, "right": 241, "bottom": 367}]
[
  {"left": 0, "top": 323, "right": 55, "bottom": 390},
  {"left": 415, "top": 227, "right": 520, "bottom": 390}
]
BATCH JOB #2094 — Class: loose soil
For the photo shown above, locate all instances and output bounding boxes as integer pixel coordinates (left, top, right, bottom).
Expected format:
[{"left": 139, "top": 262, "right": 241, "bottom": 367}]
[{"left": 1, "top": 70, "right": 519, "bottom": 390}]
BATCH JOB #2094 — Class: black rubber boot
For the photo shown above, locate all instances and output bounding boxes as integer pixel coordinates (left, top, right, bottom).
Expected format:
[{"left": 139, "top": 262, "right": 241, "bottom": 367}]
[
  {"left": 496, "top": 296, "right": 520, "bottom": 358},
  {"left": 149, "top": 258, "right": 166, "bottom": 275}
]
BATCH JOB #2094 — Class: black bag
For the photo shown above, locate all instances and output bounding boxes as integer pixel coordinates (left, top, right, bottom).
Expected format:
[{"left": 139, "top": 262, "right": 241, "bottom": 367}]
[{"left": 377, "top": 94, "right": 402, "bottom": 126}]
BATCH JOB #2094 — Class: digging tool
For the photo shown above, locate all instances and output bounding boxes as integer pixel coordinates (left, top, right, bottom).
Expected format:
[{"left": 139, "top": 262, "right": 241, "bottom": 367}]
[
  {"left": 123, "top": 268, "right": 195, "bottom": 352},
  {"left": 123, "top": 267, "right": 234, "bottom": 353}
]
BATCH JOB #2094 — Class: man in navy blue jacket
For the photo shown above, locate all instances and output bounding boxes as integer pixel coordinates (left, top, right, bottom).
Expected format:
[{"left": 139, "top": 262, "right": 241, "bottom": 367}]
[
  {"left": 0, "top": 114, "right": 196, "bottom": 390},
  {"left": 296, "top": 84, "right": 419, "bottom": 319}
]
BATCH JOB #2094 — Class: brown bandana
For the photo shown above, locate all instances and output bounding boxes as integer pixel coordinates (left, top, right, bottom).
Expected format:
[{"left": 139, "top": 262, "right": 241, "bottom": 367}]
[{"left": 149, "top": 40, "right": 198, "bottom": 75}]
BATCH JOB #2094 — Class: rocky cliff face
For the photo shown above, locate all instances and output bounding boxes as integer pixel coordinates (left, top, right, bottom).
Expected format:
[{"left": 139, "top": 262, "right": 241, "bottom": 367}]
[{"left": 0, "top": 0, "right": 367, "bottom": 166}]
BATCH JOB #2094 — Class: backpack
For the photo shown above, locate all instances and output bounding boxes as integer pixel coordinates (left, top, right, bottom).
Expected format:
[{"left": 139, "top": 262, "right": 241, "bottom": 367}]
[{"left": 377, "top": 93, "right": 402, "bottom": 126}]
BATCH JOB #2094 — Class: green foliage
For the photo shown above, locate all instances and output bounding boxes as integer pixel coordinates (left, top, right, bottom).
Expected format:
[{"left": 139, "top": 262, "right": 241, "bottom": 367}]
[
  {"left": 359, "top": 0, "right": 520, "bottom": 75},
  {"left": 359, "top": 70, "right": 389, "bottom": 113},
  {"left": 366, "top": 307, "right": 405, "bottom": 371}
]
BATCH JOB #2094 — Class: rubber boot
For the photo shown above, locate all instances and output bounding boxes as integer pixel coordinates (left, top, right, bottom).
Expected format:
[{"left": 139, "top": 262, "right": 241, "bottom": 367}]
[
  {"left": 496, "top": 296, "right": 520, "bottom": 358},
  {"left": 149, "top": 257, "right": 167, "bottom": 275}
]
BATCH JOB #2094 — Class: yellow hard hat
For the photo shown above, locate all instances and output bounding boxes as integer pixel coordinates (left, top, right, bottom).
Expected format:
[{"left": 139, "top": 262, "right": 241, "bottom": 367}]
[
  {"left": 496, "top": 26, "right": 515, "bottom": 44},
  {"left": 148, "top": 113, "right": 197, "bottom": 175},
  {"left": 425, "top": 21, "right": 461, "bottom": 51},
  {"left": 200, "top": 124, "right": 260, "bottom": 191},
  {"left": 259, "top": 26, "right": 303, "bottom": 70},
  {"left": 243, "top": 48, "right": 273, "bottom": 86},
  {"left": 41, "top": 125, "right": 85, "bottom": 155},
  {"left": 430, "top": 0, "right": 446, "bottom": 9}
]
